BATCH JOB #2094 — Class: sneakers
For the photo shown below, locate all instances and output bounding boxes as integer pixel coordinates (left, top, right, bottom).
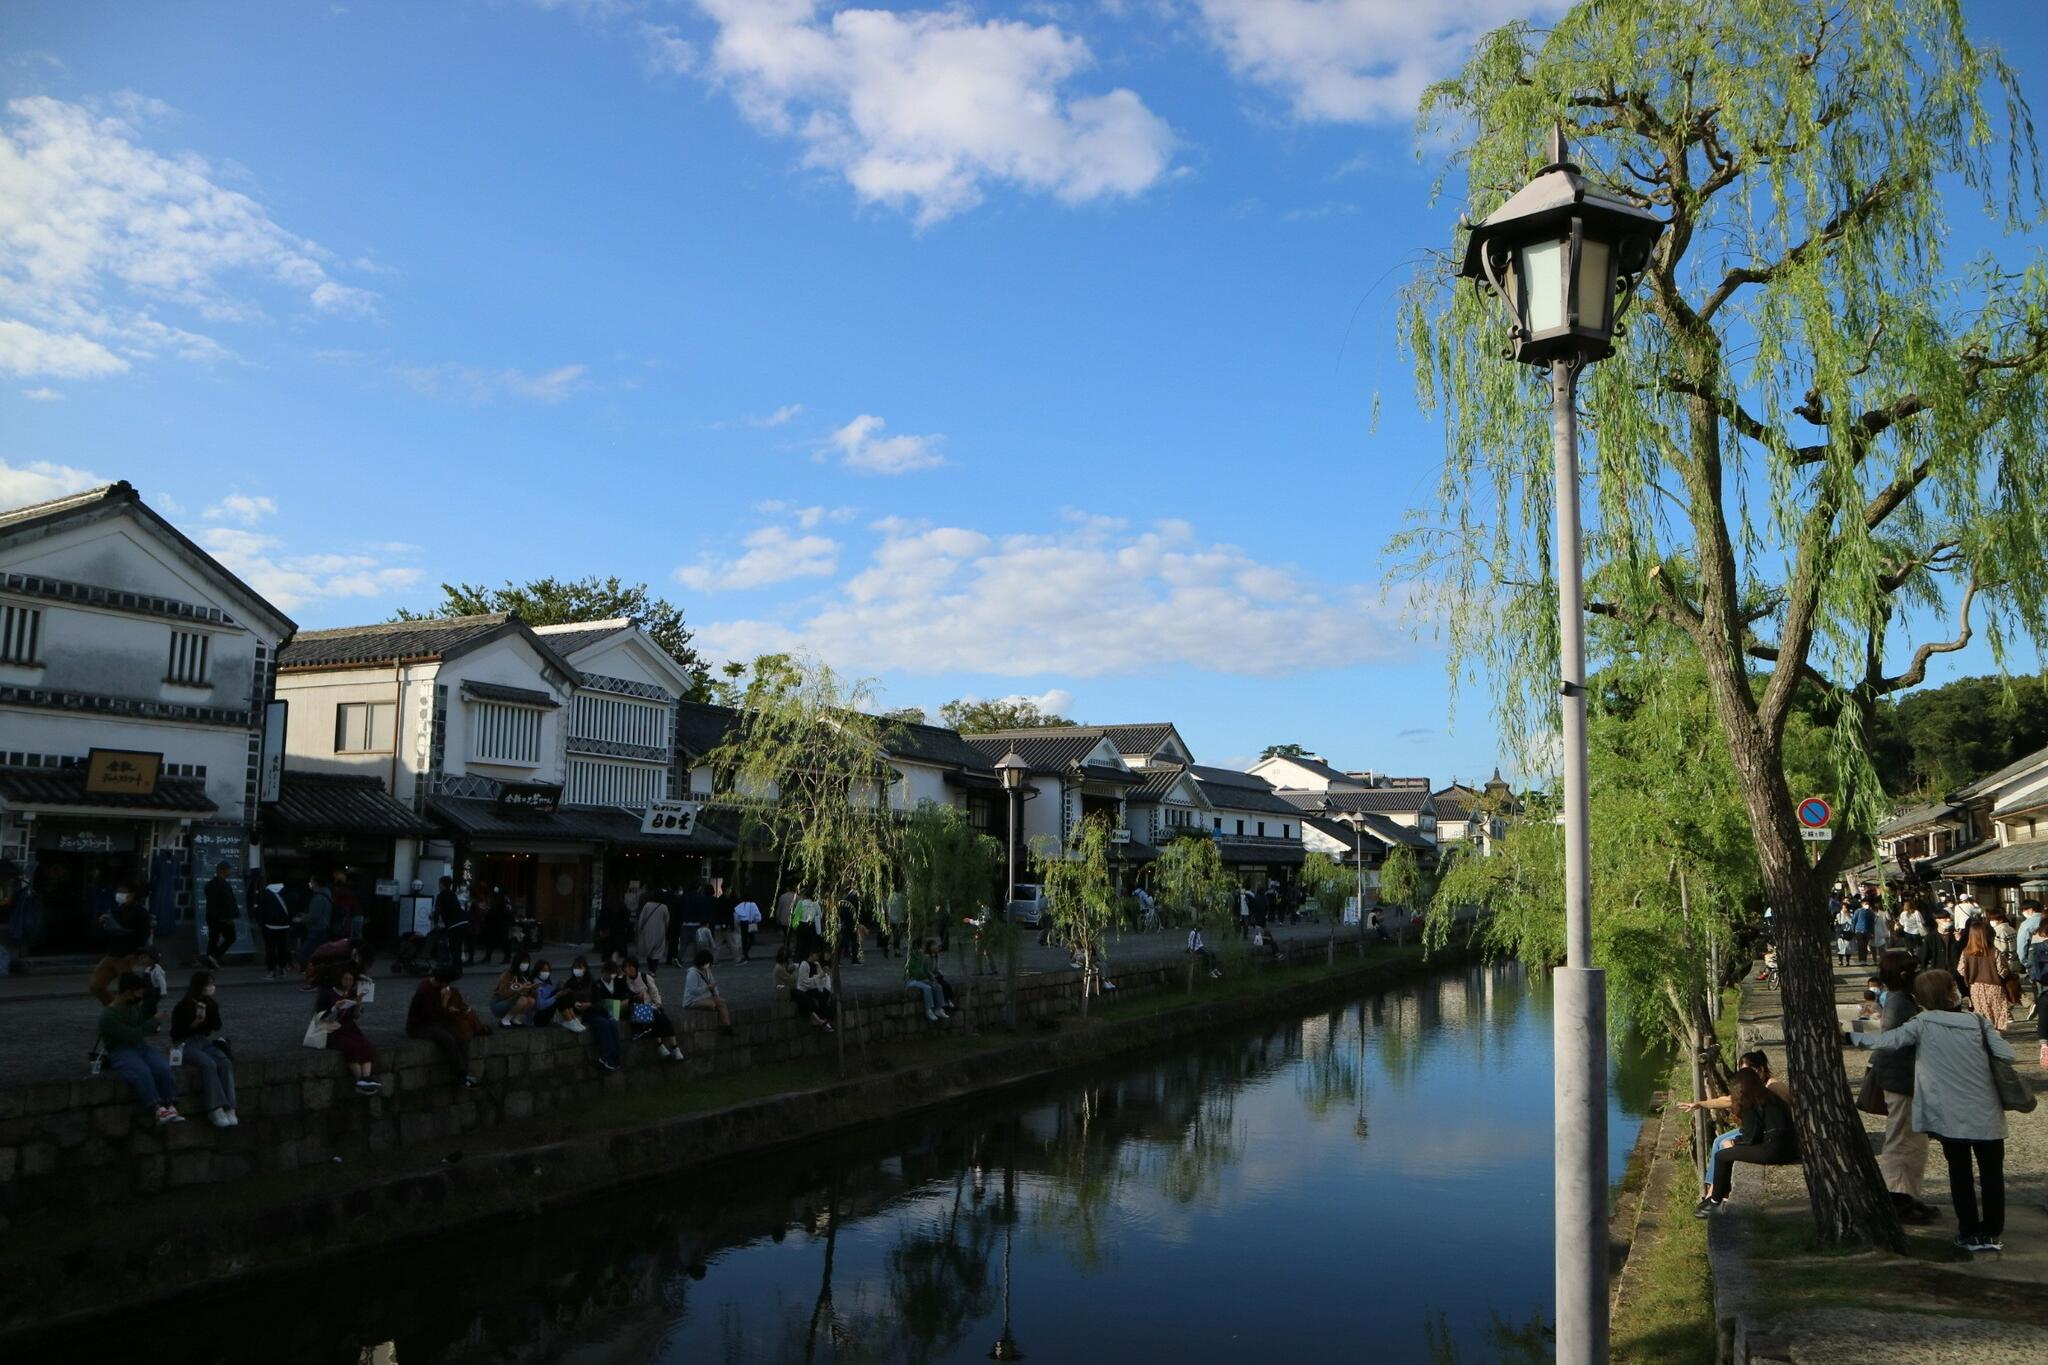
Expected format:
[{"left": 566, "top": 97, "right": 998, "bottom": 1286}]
[
  {"left": 926, "top": 1009, "right": 941, "bottom": 1022},
  {"left": 1692, "top": 1197, "right": 1725, "bottom": 1219},
  {"left": 1210, "top": 969, "right": 1223, "bottom": 980},
  {"left": 593, "top": 1057, "right": 617, "bottom": 1074},
  {"left": 209, "top": 1108, "right": 233, "bottom": 1128},
  {"left": 354, "top": 1078, "right": 381, "bottom": 1094},
  {"left": 657, "top": 1044, "right": 674, "bottom": 1059},
  {"left": 1978, "top": 1238, "right": 2004, "bottom": 1256},
  {"left": 559, "top": 1017, "right": 587, "bottom": 1034},
  {"left": 460, "top": 1075, "right": 479, "bottom": 1089},
  {"left": 155, "top": 1106, "right": 185, "bottom": 1126}
]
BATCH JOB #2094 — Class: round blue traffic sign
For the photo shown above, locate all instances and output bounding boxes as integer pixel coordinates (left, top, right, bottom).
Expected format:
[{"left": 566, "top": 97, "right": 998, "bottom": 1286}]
[{"left": 1797, "top": 797, "right": 1832, "bottom": 829}]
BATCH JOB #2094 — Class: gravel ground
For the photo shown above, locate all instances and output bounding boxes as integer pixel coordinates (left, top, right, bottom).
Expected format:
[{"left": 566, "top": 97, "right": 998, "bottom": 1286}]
[{"left": 0, "top": 918, "right": 1369, "bottom": 1087}]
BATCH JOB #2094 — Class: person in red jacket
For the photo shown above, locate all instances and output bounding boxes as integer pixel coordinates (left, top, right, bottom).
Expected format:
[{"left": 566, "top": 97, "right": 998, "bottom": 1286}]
[{"left": 407, "top": 963, "right": 480, "bottom": 1088}]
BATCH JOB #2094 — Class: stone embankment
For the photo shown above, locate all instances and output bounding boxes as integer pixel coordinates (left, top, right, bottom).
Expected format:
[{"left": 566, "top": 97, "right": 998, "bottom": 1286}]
[{"left": 0, "top": 934, "right": 1448, "bottom": 1338}]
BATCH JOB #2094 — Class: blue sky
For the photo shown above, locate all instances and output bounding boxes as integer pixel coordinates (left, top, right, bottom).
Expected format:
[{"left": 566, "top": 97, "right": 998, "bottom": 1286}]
[{"left": 3, "top": 0, "right": 2043, "bottom": 782}]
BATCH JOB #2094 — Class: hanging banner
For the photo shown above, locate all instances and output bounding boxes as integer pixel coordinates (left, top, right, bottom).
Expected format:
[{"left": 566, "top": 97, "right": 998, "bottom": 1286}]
[{"left": 259, "top": 700, "right": 288, "bottom": 805}]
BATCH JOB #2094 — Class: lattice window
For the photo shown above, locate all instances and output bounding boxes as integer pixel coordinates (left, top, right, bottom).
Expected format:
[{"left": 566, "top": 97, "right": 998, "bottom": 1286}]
[
  {"left": 566, "top": 758, "right": 664, "bottom": 807},
  {"left": 0, "top": 604, "right": 41, "bottom": 665},
  {"left": 470, "top": 699, "right": 544, "bottom": 766},
  {"left": 570, "top": 692, "right": 667, "bottom": 750},
  {"left": 167, "top": 630, "right": 211, "bottom": 685}
]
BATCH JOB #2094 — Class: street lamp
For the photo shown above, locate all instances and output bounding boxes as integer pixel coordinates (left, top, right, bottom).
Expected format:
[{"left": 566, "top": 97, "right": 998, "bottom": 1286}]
[
  {"left": 1457, "top": 122, "right": 1663, "bottom": 1365},
  {"left": 997, "top": 751, "right": 1029, "bottom": 1032},
  {"left": 1342, "top": 813, "right": 1369, "bottom": 942}
]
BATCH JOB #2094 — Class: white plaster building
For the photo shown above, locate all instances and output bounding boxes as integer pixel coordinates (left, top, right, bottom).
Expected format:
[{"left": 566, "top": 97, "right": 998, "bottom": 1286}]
[{"left": 0, "top": 482, "right": 293, "bottom": 951}]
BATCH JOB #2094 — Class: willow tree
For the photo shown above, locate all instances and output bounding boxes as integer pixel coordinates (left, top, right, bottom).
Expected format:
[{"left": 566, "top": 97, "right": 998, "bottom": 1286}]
[
  {"left": 1036, "top": 817, "right": 1120, "bottom": 1016},
  {"left": 902, "top": 799, "right": 1004, "bottom": 1021},
  {"left": 706, "top": 655, "right": 900, "bottom": 1065},
  {"left": 1400, "top": 0, "right": 2048, "bottom": 1247},
  {"left": 1300, "top": 851, "right": 1352, "bottom": 964},
  {"left": 1378, "top": 844, "right": 1430, "bottom": 944},
  {"left": 1154, "top": 834, "right": 1235, "bottom": 991}
]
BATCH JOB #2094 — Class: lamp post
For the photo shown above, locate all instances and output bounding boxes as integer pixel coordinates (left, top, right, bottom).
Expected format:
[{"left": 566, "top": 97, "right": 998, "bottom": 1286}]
[
  {"left": 1456, "top": 122, "right": 1663, "bottom": 1365},
  {"left": 1344, "top": 813, "right": 1368, "bottom": 941},
  {"left": 997, "top": 751, "right": 1029, "bottom": 1032}
]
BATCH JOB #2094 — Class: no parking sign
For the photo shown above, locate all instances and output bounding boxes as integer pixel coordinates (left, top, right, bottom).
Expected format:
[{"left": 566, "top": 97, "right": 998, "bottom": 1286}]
[{"left": 1798, "top": 797, "right": 1833, "bottom": 842}]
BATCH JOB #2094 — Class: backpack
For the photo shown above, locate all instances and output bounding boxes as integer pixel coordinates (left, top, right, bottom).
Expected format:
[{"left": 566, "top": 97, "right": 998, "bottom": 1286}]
[{"left": 2028, "top": 940, "right": 2048, "bottom": 987}]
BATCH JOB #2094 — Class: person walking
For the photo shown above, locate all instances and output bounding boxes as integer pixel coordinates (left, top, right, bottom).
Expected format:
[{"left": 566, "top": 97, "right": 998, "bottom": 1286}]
[
  {"left": 1869, "top": 951, "right": 1936, "bottom": 1223},
  {"left": 432, "top": 876, "right": 470, "bottom": 967},
  {"left": 1959, "top": 919, "right": 2014, "bottom": 1032},
  {"left": 734, "top": 896, "right": 762, "bottom": 963},
  {"left": 1870, "top": 967, "right": 2017, "bottom": 1255},
  {"left": 201, "top": 862, "right": 238, "bottom": 969},
  {"left": 170, "top": 970, "right": 239, "bottom": 1128},
  {"left": 254, "top": 879, "right": 292, "bottom": 980},
  {"left": 300, "top": 871, "right": 335, "bottom": 969},
  {"left": 1849, "top": 895, "right": 1875, "bottom": 967},
  {"left": 634, "top": 889, "right": 670, "bottom": 966}
]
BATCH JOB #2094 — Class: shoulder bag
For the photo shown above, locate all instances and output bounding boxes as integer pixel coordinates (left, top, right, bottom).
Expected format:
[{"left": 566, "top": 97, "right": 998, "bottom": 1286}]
[
  {"left": 1978, "top": 1016, "right": 2037, "bottom": 1113},
  {"left": 1854, "top": 1064, "right": 1889, "bottom": 1117},
  {"left": 302, "top": 1011, "right": 339, "bottom": 1050}
]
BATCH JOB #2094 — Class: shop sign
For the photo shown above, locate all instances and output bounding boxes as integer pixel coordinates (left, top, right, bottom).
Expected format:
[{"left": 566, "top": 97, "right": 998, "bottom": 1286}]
[
  {"left": 37, "top": 822, "right": 138, "bottom": 853},
  {"left": 85, "top": 748, "right": 162, "bottom": 797},
  {"left": 1109, "top": 829, "right": 1132, "bottom": 845},
  {"left": 259, "top": 700, "right": 288, "bottom": 804},
  {"left": 496, "top": 781, "right": 563, "bottom": 814},
  {"left": 640, "top": 799, "right": 704, "bottom": 836}
]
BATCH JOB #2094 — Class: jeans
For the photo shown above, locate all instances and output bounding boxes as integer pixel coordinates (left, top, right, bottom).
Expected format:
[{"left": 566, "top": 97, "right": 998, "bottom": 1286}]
[
  {"left": 1936, "top": 1135, "right": 2005, "bottom": 1241},
  {"left": 586, "top": 1014, "right": 621, "bottom": 1066},
  {"left": 108, "top": 1045, "right": 176, "bottom": 1107},
  {"left": 739, "top": 925, "right": 757, "bottom": 960},
  {"left": 184, "top": 1040, "right": 237, "bottom": 1112},
  {"left": 1705, "top": 1127, "right": 1740, "bottom": 1183},
  {"left": 909, "top": 980, "right": 939, "bottom": 1014}
]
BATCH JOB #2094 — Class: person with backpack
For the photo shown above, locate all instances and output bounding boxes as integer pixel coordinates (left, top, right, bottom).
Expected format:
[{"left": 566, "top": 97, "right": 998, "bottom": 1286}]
[{"left": 2025, "top": 915, "right": 2048, "bottom": 1068}]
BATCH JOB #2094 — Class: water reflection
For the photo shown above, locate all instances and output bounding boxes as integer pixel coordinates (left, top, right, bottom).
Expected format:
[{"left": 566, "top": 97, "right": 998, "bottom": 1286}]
[{"left": 24, "top": 961, "right": 1661, "bottom": 1365}]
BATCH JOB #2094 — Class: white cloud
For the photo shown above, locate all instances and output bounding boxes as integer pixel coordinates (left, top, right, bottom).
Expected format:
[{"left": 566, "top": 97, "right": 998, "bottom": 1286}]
[
  {"left": 19, "top": 386, "right": 63, "bottom": 401},
  {"left": 0, "top": 96, "right": 377, "bottom": 379},
  {"left": 199, "top": 525, "right": 423, "bottom": 611},
  {"left": 753, "top": 500, "right": 857, "bottom": 529},
  {"left": 827, "top": 413, "right": 944, "bottom": 474},
  {"left": 393, "top": 361, "right": 589, "bottom": 403},
  {"left": 0, "top": 457, "right": 110, "bottom": 509},
  {"left": 678, "top": 524, "right": 841, "bottom": 592},
  {"left": 640, "top": 22, "right": 697, "bottom": 75},
  {"left": 751, "top": 402, "right": 802, "bottom": 427},
  {"left": 953, "top": 686, "right": 1076, "bottom": 717},
  {"left": 697, "top": 514, "right": 1401, "bottom": 676},
  {"left": 1193, "top": 0, "right": 1559, "bottom": 124},
  {"left": 695, "top": 0, "right": 1175, "bottom": 225},
  {"left": 204, "top": 493, "right": 277, "bottom": 525},
  {"left": 0, "top": 319, "right": 128, "bottom": 378}
]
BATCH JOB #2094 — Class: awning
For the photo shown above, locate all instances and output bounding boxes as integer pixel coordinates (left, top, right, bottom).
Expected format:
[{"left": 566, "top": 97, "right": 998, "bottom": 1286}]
[
  {"left": 1217, "top": 840, "right": 1306, "bottom": 866},
  {"left": 0, "top": 765, "right": 217, "bottom": 817},
  {"left": 265, "top": 772, "right": 427, "bottom": 838},
  {"left": 428, "top": 796, "right": 737, "bottom": 853},
  {"left": 460, "top": 680, "right": 559, "bottom": 709},
  {"left": 1927, "top": 838, "right": 1996, "bottom": 871}
]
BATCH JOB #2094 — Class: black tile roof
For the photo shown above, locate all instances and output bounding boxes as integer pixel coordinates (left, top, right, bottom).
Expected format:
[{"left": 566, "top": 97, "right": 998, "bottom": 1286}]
[
  {"left": 1877, "top": 801, "right": 1960, "bottom": 838},
  {"left": 1315, "top": 789, "right": 1436, "bottom": 816},
  {"left": 527, "top": 622, "right": 633, "bottom": 657},
  {"left": 1304, "top": 814, "right": 1390, "bottom": 856},
  {"left": 1129, "top": 763, "right": 1193, "bottom": 802},
  {"left": 427, "top": 796, "right": 737, "bottom": 852},
  {"left": 265, "top": 772, "right": 427, "bottom": 837},
  {"left": 1942, "top": 841, "right": 2048, "bottom": 878},
  {"left": 884, "top": 720, "right": 999, "bottom": 774},
  {"left": 1951, "top": 741, "right": 2048, "bottom": 801},
  {"left": 460, "top": 679, "right": 560, "bottom": 709},
  {"left": 1307, "top": 808, "right": 1430, "bottom": 849},
  {"left": 280, "top": 613, "right": 519, "bottom": 668},
  {"left": 673, "top": 701, "right": 738, "bottom": 758},
  {"left": 1097, "top": 723, "right": 1181, "bottom": 754},
  {"left": 964, "top": 731, "right": 1128, "bottom": 776},
  {"left": 0, "top": 765, "right": 217, "bottom": 814},
  {"left": 1190, "top": 765, "right": 1303, "bottom": 816}
]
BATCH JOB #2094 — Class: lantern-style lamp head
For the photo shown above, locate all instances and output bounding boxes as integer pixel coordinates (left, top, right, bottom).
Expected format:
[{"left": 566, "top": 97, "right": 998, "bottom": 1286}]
[
  {"left": 996, "top": 751, "right": 1029, "bottom": 792},
  {"left": 1458, "top": 125, "right": 1664, "bottom": 366}
]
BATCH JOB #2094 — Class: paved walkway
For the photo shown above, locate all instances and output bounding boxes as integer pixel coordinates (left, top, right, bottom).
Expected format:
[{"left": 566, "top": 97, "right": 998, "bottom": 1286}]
[
  {"left": 0, "top": 919, "right": 1379, "bottom": 1087},
  {"left": 1711, "top": 963, "right": 2048, "bottom": 1361}
]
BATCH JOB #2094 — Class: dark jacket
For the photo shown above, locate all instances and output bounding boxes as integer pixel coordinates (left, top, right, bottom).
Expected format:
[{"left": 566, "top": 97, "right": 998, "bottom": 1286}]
[
  {"left": 204, "top": 875, "right": 237, "bottom": 923},
  {"left": 1870, "top": 991, "right": 1919, "bottom": 1095},
  {"left": 433, "top": 889, "right": 467, "bottom": 930},
  {"left": 256, "top": 886, "right": 293, "bottom": 931},
  {"left": 1736, "top": 1090, "right": 1798, "bottom": 1160},
  {"left": 99, "top": 1001, "right": 159, "bottom": 1050},
  {"left": 169, "top": 995, "right": 222, "bottom": 1044}
]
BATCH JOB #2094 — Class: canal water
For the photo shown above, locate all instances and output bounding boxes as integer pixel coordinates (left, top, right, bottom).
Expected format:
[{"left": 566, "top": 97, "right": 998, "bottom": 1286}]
[{"left": 43, "top": 961, "right": 1663, "bottom": 1365}]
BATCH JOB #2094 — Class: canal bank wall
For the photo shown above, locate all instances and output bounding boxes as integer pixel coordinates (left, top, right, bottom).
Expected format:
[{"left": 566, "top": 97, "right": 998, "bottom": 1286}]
[{"left": 0, "top": 935, "right": 1470, "bottom": 1337}]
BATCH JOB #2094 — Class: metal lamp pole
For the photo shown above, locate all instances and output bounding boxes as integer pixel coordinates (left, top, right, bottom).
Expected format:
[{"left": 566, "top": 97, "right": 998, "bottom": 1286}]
[
  {"left": 1453, "top": 123, "right": 1663, "bottom": 1365},
  {"left": 997, "top": 752, "right": 1028, "bottom": 1032}
]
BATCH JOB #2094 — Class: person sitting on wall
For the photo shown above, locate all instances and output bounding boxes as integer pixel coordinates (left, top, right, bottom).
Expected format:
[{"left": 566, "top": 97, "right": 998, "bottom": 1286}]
[
  {"left": 312, "top": 967, "right": 379, "bottom": 1095},
  {"left": 681, "top": 948, "right": 736, "bottom": 1036},
  {"left": 407, "top": 963, "right": 481, "bottom": 1089},
  {"left": 623, "top": 957, "right": 683, "bottom": 1061},
  {"left": 793, "top": 947, "right": 835, "bottom": 1032},
  {"left": 904, "top": 938, "right": 954, "bottom": 1022},
  {"left": 1692, "top": 1068, "right": 1800, "bottom": 1216},
  {"left": 100, "top": 970, "right": 184, "bottom": 1125},
  {"left": 491, "top": 957, "right": 538, "bottom": 1027},
  {"left": 170, "top": 970, "right": 238, "bottom": 1128},
  {"left": 531, "top": 959, "right": 575, "bottom": 1029},
  {"left": 555, "top": 956, "right": 623, "bottom": 1073},
  {"left": 1188, "top": 926, "right": 1220, "bottom": 980}
]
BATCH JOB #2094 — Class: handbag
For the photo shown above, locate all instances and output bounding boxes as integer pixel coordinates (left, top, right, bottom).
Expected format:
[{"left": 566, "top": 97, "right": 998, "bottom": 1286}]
[
  {"left": 1854, "top": 1065, "right": 1889, "bottom": 1117},
  {"left": 2002, "top": 973, "right": 2023, "bottom": 1006},
  {"left": 302, "top": 1012, "right": 339, "bottom": 1049},
  {"left": 632, "top": 1002, "right": 656, "bottom": 1025},
  {"left": 1977, "top": 1016, "right": 2037, "bottom": 1113}
]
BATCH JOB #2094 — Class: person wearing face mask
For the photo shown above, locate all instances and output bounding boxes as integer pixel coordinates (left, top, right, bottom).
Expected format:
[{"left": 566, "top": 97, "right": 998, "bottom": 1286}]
[
  {"left": 532, "top": 959, "right": 575, "bottom": 1029},
  {"left": 557, "top": 956, "right": 621, "bottom": 1071},
  {"left": 101, "top": 971, "right": 183, "bottom": 1125},
  {"left": 492, "top": 957, "right": 538, "bottom": 1026},
  {"left": 171, "top": 971, "right": 238, "bottom": 1127}
]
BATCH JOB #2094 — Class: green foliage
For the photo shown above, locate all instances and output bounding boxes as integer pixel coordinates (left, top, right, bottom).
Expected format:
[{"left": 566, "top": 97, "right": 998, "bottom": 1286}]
[
  {"left": 1300, "top": 852, "right": 1351, "bottom": 921},
  {"left": 938, "top": 697, "right": 1074, "bottom": 732},
  {"left": 902, "top": 800, "right": 1002, "bottom": 946},
  {"left": 1378, "top": 844, "right": 1429, "bottom": 912},
  {"left": 1871, "top": 673, "right": 2048, "bottom": 796},
  {"left": 398, "top": 575, "right": 710, "bottom": 699},
  {"left": 1035, "top": 817, "right": 1120, "bottom": 1011},
  {"left": 1260, "top": 742, "right": 1311, "bottom": 759},
  {"left": 1152, "top": 835, "right": 1235, "bottom": 930},
  {"left": 703, "top": 656, "right": 899, "bottom": 950}
]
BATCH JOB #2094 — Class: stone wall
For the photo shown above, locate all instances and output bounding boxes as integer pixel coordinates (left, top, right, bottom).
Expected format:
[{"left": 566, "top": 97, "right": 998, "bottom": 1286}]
[{"left": 0, "top": 945, "right": 1299, "bottom": 1218}]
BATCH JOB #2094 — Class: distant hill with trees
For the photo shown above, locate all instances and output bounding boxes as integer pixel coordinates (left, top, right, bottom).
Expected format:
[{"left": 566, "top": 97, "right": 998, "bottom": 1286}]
[{"left": 1872, "top": 674, "right": 2048, "bottom": 797}]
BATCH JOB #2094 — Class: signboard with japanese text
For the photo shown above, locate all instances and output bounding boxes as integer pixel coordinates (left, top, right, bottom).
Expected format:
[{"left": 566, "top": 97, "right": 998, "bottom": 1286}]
[
  {"left": 85, "top": 749, "right": 161, "bottom": 797},
  {"left": 640, "top": 800, "right": 703, "bottom": 836},
  {"left": 260, "top": 700, "right": 288, "bottom": 804},
  {"left": 495, "top": 781, "right": 563, "bottom": 814}
]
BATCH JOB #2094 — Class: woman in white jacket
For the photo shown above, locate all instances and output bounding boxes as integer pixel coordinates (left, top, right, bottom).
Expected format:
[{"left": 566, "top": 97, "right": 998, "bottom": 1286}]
[{"left": 1870, "top": 968, "right": 2018, "bottom": 1256}]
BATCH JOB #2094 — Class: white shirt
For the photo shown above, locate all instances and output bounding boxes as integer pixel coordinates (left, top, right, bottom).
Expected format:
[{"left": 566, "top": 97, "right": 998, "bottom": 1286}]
[{"left": 734, "top": 901, "right": 761, "bottom": 926}]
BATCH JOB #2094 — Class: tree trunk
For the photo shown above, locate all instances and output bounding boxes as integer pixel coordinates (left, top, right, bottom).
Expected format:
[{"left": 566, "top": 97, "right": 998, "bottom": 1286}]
[{"left": 1728, "top": 742, "right": 1903, "bottom": 1251}]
